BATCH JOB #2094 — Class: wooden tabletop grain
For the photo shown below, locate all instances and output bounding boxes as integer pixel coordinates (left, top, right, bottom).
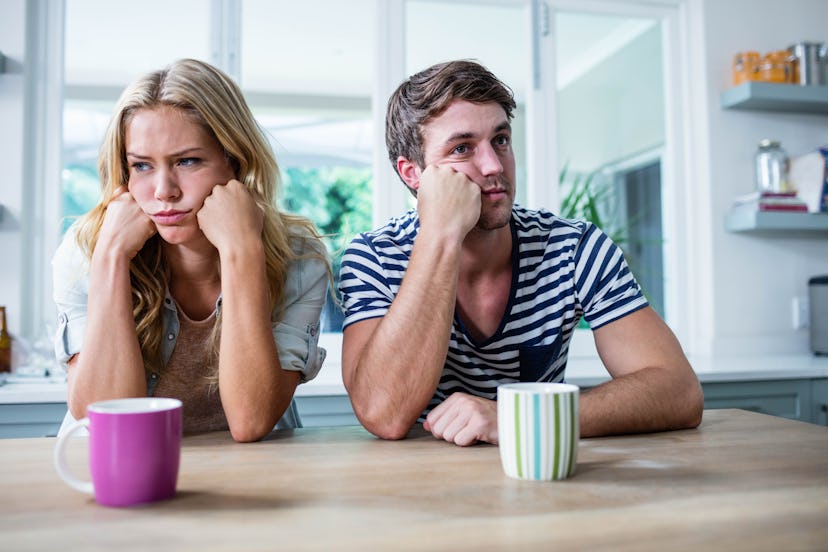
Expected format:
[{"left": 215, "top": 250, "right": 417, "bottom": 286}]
[{"left": 1, "top": 409, "right": 826, "bottom": 551}]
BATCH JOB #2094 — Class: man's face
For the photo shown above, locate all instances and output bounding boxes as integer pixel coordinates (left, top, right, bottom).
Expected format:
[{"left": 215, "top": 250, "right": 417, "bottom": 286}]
[{"left": 420, "top": 100, "right": 516, "bottom": 231}]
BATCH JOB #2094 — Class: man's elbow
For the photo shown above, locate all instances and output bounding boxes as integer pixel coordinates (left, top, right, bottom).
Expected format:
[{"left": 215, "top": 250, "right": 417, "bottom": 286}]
[
  {"left": 353, "top": 404, "right": 414, "bottom": 441},
  {"left": 679, "top": 378, "right": 704, "bottom": 429}
]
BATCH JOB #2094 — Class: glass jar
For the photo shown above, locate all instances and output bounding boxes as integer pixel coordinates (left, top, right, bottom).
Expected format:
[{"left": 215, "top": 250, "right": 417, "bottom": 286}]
[
  {"left": 758, "top": 51, "right": 791, "bottom": 83},
  {"left": 754, "top": 139, "right": 791, "bottom": 193},
  {"left": 733, "top": 51, "right": 761, "bottom": 85}
]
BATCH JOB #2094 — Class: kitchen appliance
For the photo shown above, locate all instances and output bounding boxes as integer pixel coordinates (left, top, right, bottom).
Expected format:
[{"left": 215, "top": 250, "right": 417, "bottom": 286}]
[
  {"left": 810, "top": 275, "right": 828, "bottom": 355},
  {"left": 787, "top": 41, "right": 825, "bottom": 85}
]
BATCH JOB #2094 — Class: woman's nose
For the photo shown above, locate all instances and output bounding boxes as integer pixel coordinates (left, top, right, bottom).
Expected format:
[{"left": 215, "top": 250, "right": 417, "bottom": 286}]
[{"left": 153, "top": 169, "right": 181, "bottom": 201}]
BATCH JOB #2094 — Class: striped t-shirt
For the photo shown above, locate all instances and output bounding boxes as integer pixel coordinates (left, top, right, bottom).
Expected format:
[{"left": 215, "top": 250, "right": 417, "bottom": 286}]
[{"left": 338, "top": 205, "right": 648, "bottom": 418}]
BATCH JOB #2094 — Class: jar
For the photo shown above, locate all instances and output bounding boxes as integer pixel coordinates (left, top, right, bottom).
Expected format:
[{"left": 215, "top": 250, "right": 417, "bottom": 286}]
[
  {"left": 758, "top": 51, "right": 791, "bottom": 83},
  {"left": 733, "top": 51, "right": 760, "bottom": 85},
  {"left": 754, "top": 139, "right": 791, "bottom": 193}
]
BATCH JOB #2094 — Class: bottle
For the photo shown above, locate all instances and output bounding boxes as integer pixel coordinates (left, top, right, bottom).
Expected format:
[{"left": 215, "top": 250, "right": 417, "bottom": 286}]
[
  {"left": 0, "top": 306, "right": 11, "bottom": 373},
  {"left": 755, "top": 140, "right": 791, "bottom": 193}
]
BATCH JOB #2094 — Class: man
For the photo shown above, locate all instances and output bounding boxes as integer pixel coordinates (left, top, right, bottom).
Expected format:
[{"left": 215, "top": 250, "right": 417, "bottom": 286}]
[{"left": 339, "top": 60, "right": 703, "bottom": 446}]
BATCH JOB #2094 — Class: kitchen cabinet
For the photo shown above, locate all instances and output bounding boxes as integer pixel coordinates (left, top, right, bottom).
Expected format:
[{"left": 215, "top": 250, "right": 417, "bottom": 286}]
[
  {"left": 702, "top": 379, "right": 812, "bottom": 421},
  {"left": 3, "top": 377, "right": 828, "bottom": 438},
  {"left": 0, "top": 403, "right": 65, "bottom": 438},
  {"left": 813, "top": 378, "right": 828, "bottom": 426}
]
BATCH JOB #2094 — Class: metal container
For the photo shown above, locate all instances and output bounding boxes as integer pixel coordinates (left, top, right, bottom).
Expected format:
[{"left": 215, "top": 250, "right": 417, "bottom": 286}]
[
  {"left": 811, "top": 275, "right": 828, "bottom": 356},
  {"left": 754, "top": 139, "right": 790, "bottom": 193},
  {"left": 787, "top": 41, "right": 825, "bottom": 85}
]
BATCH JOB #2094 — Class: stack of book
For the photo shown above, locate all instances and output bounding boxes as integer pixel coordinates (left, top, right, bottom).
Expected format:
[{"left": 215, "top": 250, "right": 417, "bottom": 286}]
[{"left": 730, "top": 190, "right": 809, "bottom": 213}]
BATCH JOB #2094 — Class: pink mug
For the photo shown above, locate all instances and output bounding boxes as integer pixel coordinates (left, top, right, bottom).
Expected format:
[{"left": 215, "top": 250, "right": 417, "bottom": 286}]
[{"left": 54, "top": 397, "right": 182, "bottom": 507}]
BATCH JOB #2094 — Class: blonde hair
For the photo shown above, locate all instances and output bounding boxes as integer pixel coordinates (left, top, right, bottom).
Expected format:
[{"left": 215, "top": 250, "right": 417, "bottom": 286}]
[{"left": 75, "top": 58, "right": 327, "bottom": 377}]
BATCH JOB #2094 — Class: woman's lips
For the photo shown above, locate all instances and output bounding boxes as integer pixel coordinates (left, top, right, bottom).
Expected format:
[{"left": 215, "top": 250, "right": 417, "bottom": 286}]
[{"left": 152, "top": 210, "right": 189, "bottom": 225}]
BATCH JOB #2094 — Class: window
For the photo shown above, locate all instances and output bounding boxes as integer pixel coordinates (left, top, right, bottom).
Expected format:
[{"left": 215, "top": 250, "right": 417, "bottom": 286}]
[{"left": 53, "top": 0, "right": 693, "bottom": 362}]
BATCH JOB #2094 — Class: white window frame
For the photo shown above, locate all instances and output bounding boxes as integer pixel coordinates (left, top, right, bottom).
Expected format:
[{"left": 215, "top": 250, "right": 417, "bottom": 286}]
[{"left": 30, "top": 0, "right": 700, "bottom": 366}]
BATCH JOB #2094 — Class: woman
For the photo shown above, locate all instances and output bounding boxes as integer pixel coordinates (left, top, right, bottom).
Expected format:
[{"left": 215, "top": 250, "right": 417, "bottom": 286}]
[{"left": 53, "top": 59, "right": 330, "bottom": 442}]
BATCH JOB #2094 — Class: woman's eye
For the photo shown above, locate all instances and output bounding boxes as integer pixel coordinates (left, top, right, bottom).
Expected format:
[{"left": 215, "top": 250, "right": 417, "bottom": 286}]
[
  {"left": 131, "top": 162, "right": 150, "bottom": 172},
  {"left": 178, "top": 157, "right": 199, "bottom": 167}
]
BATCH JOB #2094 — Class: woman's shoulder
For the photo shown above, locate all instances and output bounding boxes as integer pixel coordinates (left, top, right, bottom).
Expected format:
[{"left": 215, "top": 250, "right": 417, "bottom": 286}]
[{"left": 52, "top": 222, "right": 89, "bottom": 274}]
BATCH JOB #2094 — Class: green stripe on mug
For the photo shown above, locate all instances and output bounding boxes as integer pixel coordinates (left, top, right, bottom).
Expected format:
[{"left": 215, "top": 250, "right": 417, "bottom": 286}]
[{"left": 498, "top": 382, "right": 579, "bottom": 481}]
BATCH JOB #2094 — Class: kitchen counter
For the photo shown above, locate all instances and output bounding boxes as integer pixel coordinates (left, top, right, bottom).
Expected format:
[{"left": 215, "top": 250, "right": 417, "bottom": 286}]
[{"left": 2, "top": 353, "right": 827, "bottom": 404}]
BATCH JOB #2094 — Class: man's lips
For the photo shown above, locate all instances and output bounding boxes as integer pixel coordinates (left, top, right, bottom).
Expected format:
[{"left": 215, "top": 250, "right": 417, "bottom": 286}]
[
  {"left": 151, "top": 210, "right": 190, "bottom": 225},
  {"left": 482, "top": 189, "right": 508, "bottom": 200}
]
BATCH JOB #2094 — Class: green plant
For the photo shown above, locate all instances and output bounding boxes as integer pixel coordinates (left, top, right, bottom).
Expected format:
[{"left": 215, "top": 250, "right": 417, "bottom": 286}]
[
  {"left": 558, "top": 163, "right": 627, "bottom": 246},
  {"left": 558, "top": 162, "right": 663, "bottom": 321}
]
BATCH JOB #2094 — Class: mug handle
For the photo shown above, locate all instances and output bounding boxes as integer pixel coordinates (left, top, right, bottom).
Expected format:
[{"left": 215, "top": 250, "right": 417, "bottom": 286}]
[{"left": 53, "top": 417, "right": 94, "bottom": 495}]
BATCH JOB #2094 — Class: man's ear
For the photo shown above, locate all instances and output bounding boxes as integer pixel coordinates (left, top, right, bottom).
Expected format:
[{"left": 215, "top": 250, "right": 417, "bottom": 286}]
[{"left": 396, "top": 157, "right": 421, "bottom": 193}]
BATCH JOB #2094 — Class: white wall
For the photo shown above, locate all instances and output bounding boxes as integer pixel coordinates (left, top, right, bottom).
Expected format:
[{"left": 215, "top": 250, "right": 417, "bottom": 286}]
[
  {"left": 0, "top": 0, "right": 27, "bottom": 339},
  {"left": 700, "top": 0, "right": 828, "bottom": 355}
]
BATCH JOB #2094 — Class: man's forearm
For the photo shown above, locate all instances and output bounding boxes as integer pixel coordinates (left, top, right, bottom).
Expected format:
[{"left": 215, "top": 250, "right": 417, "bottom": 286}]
[
  {"left": 579, "top": 364, "right": 703, "bottom": 437},
  {"left": 345, "top": 230, "right": 463, "bottom": 439}
]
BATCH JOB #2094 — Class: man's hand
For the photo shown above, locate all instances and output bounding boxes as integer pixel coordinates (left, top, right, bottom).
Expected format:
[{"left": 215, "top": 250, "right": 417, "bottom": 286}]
[
  {"left": 423, "top": 392, "right": 498, "bottom": 446},
  {"left": 416, "top": 164, "right": 481, "bottom": 243},
  {"left": 197, "top": 179, "right": 264, "bottom": 255}
]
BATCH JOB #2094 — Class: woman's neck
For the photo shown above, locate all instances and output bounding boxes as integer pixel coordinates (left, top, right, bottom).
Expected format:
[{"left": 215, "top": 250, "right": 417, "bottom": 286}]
[{"left": 163, "top": 241, "right": 222, "bottom": 320}]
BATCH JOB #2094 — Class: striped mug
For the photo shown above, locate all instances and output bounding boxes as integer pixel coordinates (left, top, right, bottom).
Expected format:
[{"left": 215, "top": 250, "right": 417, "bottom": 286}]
[{"left": 497, "top": 382, "right": 579, "bottom": 481}]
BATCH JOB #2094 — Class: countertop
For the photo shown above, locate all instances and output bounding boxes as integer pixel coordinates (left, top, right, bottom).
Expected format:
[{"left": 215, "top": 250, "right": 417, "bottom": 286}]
[
  {"left": 1, "top": 410, "right": 826, "bottom": 550},
  {"left": 1, "top": 353, "right": 827, "bottom": 405}
]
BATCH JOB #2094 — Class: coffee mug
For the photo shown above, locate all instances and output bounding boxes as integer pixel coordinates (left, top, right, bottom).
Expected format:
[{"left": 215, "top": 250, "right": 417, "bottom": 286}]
[
  {"left": 54, "top": 397, "right": 182, "bottom": 507},
  {"left": 498, "top": 382, "right": 579, "bottom": 481}
]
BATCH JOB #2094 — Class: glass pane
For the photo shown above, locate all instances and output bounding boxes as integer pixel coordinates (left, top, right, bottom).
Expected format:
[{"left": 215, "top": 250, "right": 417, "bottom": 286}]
[
  {"left": 65, "top": 0, "right": 211, "bottom": 86},
  {"left": 405, "top": 0, "right": 531, "bottom": 206},
  {"left": 554, "top": 11, "right": 666, "bottom": 316},
  {"left": 241, "top": 0, "right": 376, "bottom": 333}
]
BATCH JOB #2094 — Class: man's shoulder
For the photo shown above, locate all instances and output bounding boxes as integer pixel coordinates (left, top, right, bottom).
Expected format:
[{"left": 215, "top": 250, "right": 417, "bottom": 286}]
[
  {"left": 512, "top": 205, "right": 589, "bottom": 239},
  {"left": 352, "top": 209, "right": 419, "bottom": 247}
]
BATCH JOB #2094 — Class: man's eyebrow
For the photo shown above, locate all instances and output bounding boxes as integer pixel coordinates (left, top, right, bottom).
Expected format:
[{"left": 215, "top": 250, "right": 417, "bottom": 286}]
[{"left": 443, "top": 121, "right": 512, "bottom": 145}]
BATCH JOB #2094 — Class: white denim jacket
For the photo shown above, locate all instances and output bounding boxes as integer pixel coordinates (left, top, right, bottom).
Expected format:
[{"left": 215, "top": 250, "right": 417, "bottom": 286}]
[{"left": 52, "top": 224, "right": 329, "bottom": 432}]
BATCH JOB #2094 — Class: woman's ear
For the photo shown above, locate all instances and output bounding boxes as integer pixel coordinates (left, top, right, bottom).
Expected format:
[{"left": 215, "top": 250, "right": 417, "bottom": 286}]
[{"left": 396, "top": 156, "right": 421, "bottom": 194}]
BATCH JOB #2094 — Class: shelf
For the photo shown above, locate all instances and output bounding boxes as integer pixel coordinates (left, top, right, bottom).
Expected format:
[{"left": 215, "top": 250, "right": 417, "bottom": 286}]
[
  {"left": 720, "top": 82, "right": 828, "bottom": 114},
  {"left": 725, "top": 207, "right": 828, "bottom": 233}
]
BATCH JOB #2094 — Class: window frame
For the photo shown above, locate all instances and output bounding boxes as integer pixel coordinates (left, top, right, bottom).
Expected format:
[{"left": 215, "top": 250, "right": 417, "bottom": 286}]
[{"left": 33, "top": 0, "right": 698, "bottom": 364}]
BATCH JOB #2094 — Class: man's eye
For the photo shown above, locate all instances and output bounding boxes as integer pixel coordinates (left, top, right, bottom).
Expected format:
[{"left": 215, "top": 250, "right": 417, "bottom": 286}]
[
  {"left": 452, "top": 144, "right": 469, "bottom": 155},
  {"left": 494, "top": 134, "right": 510, "bottom": 147}
]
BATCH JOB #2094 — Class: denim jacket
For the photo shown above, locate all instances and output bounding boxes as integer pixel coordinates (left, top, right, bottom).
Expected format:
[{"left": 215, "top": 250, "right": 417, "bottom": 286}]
[{"left": 52, "top": 224, "right": 329, "bottom": 431}]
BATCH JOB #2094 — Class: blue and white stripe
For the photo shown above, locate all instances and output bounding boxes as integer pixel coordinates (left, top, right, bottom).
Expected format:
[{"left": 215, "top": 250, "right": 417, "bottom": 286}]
[{"left": 338, "top": 206, "right": 647, "bottom": 419}]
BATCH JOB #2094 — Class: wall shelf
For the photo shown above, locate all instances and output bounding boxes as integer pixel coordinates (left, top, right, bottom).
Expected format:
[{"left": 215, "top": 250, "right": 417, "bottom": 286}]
[
  {"left": 725, "top": 208, "right": 828, "bottom": 233},
  {"left": 720, "top": 82, "right": 828, "bottom": 114}
]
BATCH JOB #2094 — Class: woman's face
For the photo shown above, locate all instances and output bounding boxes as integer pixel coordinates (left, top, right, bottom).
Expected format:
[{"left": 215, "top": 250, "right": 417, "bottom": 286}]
[{"left": 125, "top": 105, "right": 236, "bottom": 247}]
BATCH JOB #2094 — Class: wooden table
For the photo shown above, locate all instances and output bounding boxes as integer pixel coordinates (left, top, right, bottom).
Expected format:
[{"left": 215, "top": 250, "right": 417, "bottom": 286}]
[{"left": 1, "top": 409, "right": 826, "bottom": 551}]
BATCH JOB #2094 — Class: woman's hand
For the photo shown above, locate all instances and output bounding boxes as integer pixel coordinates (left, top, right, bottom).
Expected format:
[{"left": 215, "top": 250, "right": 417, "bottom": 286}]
[
  {"left": 197, "top": 179, "right": 264, "bottom": 255},
  {"left": 97, "top": 187, "right": 156, "bottom": 260}
]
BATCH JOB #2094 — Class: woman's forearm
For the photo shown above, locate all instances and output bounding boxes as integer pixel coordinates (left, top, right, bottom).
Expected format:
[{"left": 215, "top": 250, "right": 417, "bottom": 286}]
[{"left": 68, "top": 250, "right": 146, "bottom": 418}]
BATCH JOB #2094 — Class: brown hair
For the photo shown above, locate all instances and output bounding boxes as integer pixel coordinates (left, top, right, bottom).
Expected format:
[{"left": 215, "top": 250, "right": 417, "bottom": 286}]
[{"left": 385, "top": 59, "right": 516, "bottom": 177}]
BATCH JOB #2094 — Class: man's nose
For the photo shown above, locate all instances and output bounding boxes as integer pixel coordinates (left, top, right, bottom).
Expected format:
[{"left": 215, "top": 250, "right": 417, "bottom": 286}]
[
  {"left": 475, "top": 144, "right": 504, "bottom": 178},
  {"left": 154, "top": 168, "right": 181, "bottom": 201}
]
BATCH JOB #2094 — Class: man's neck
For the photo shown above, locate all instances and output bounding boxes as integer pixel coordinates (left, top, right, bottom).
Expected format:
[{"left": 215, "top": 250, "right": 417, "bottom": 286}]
[{"left": 459, "top": 223, "right": 512, "bottom": 281}]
